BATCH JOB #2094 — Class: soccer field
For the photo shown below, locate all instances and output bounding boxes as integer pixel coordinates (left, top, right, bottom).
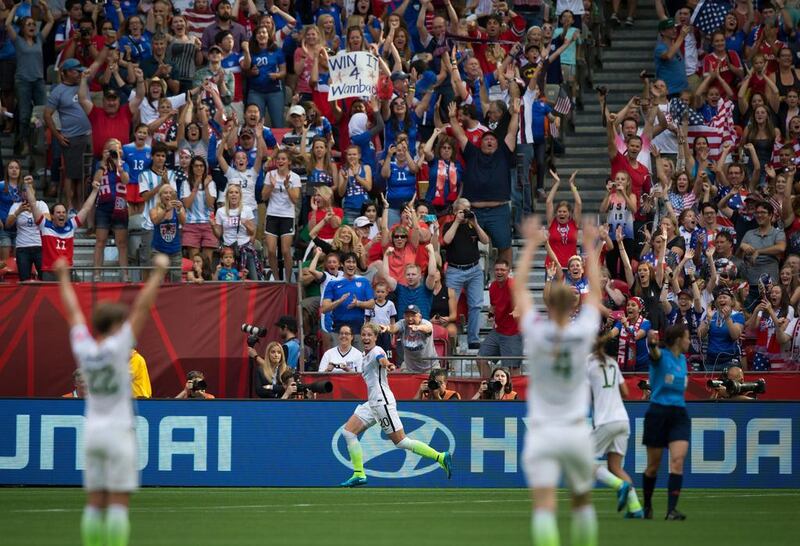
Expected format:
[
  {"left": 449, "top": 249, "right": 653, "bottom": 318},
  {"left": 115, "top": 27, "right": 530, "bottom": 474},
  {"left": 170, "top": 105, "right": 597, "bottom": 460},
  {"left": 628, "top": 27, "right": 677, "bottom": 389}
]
[{"left": 1, "top": 488, "right": 798, "bottom": 545}]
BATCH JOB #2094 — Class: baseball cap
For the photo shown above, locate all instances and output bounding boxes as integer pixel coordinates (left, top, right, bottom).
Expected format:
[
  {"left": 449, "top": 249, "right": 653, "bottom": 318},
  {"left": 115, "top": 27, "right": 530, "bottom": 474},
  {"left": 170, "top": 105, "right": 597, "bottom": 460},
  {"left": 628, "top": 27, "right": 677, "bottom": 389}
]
[
  {"left": 275, "top": 315, "right": 298, "bottom": 332},
  {"left": 714, "top": 287, "right": 734, "bottom": 299},
  {"left": 61, "top": 59, "right": 86, "bottom": 72},
  {"left": 209, "top": 45, "right": 223, "bottom": 54},
  {"left": 404, "top": 305, "right": 422, "bottom": 315},
  {"left": 288, "top": 105, "right": 306, "bottom": 117},
  {"left": 353, "top": 216, "right": 373, "bottom": 228},
  {"left": 480, "top": 130, "right": 500, "bottom": 141},
  {"left": 658, "top": 18, "right": 677, "bottom": 31},
  {"left": 103, "top": 88, "right": 119, "bottom": 99},
  {"left": 390, "top": 71, "right": 410, "bottom": 82}
]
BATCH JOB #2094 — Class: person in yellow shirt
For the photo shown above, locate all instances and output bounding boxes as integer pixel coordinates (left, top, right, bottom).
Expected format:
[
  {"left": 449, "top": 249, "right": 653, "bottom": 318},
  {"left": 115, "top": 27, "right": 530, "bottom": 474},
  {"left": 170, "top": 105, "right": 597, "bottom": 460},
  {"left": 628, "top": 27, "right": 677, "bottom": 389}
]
[{"left": 130, "top": 349, "right": 152, "bottom": 398}]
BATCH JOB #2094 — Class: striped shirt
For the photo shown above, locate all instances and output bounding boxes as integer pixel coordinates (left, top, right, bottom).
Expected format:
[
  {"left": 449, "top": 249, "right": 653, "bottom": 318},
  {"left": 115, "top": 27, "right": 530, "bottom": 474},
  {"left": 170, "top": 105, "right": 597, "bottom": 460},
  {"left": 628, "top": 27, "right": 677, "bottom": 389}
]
[{"left": 180, "top": 179, "right": 217, "bottom": 224}]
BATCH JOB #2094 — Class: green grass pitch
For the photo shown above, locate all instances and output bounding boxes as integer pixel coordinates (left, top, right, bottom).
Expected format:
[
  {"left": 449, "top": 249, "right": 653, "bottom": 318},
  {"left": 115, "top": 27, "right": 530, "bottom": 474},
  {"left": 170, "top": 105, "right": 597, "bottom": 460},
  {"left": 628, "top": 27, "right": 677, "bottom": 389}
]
[{"left": 1, "top": 488, "right": 798, "bottom": 545}]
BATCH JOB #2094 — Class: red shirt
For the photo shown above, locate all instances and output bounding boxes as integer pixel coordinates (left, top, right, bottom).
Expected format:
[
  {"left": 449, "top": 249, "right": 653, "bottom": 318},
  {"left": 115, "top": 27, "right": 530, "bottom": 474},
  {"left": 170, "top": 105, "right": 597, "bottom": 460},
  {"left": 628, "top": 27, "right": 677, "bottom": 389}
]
[
  {"left": 702, "top": 51, "right": 742, "bottom": 97},
  {"left": 489, "top": 278, "right": 519, "bottom": 336},
  {"left": 89, "top": 104, "right": 133, "bottom": 158},
  {"left": 611, "top": 152, "right": 651, "bottom": 221},
  {"left": 547, "top": 218, "right": 578, "bottom": 268},
  {"left": 468, "top": 13, "right": 526, "bottom": 73},
  {"left": 308, "top": 208, "right": 344, "bottom": 239}
]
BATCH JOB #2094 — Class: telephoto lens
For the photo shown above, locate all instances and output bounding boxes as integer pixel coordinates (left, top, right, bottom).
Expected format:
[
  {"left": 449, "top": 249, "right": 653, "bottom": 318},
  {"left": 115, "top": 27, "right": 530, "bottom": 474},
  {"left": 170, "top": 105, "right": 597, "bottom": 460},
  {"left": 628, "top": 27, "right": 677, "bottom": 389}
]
[{"left": 241, "top": 323, "right": 267, "bottom": 337}]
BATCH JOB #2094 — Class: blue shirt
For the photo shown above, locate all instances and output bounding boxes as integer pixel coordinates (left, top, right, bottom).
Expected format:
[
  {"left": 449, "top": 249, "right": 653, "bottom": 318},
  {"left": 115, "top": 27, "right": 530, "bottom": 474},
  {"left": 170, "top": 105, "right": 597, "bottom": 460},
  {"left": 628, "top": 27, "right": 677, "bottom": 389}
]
[
  {"left": 248, "top": 48, "right": 286, "bottom": 93},
  {"left": 707, "top": 310, "right": 745, "bottom": 356},
  {"left": 323, "top": 275, "right": 375, "bottom": 327},
  {"left": 118, "top": 32, "right": 153, "bottom": 62},
  {"left": 385, "top": 160, "right": 416, "bottom": 207},
  {"left": 152, "top": 208, "right": 181, "bottom": 255},
  {"left": 123, "top": 144, "right": 152, "bottom": 187},
  {"left": 654, "top": 41, "right": 688, "bottom": 95},
  {"left": 395, "top": 284, "right": 433, "bottom": 319},
  {"left": 649, "top": 349, "right": 688, "bottom": 407},
  {"left": 217, "top": 267, "right": 241, "bottom": 281},
  {"left": 0, "top": 181, "right": 22, "bottom": 224},
  {"left": 284, "top": 338, "right": 301, "bottom": 370},
  {"left": 530, "top": 100, "right": 553, "bottom": 141}
]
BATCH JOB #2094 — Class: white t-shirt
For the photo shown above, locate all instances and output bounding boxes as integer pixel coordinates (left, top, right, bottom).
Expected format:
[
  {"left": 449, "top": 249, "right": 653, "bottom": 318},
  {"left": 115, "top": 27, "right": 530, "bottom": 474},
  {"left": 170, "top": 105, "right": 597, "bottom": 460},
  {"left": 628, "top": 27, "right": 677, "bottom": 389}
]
[
  {"left": 652, "top": 103, "right": 678, "bottom": 154},
  {"left": 521, "top": 305, "right": 599, "bottom": 427},
  {"left": 318, "top": 345, "right": 364, "bottom": 373},
  {"left": 361, "top": 345, "right": 395, "bottom": 405},
  {"left": 223, "top": 167, "right": 258, "bottom": 211},
  {"left": 215, "top": 206, "right": 254, "bottom": 247},
  {"left": 9, "top": 201, "right": 49, "bottom": 248},
  {"left": 264, "top": 169, "right": 301, "bottom": 218},
  {"left": 180, "top": 179, "right": 217, "bottom": 224},
  {"left": 139, "top": 169, "right": 177, "bottom": 230},
  {"left": 365, "top": 300, "right": 397, "bottom": 326},
  {"left": 135, "top": 93, "right": 187, "bottom": 126},
  {"left": 70, "top": 322, "right": 135, "bottom": 430},
  {"left": 319, "top": 269, "right": 344, "bottom": 333},
  {"left": 586, "top": 354, "right": 629, "bottom": 427}
]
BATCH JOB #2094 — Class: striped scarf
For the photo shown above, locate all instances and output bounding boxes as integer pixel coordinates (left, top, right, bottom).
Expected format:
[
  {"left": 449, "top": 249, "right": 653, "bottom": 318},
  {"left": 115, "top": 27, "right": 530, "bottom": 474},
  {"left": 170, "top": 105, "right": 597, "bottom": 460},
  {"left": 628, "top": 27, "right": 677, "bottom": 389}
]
[
  {"left": 617, "top": 315, "right": 644, "bottom": 371},
  {"left": 431, "top": 160, "right": 458, "bottom": 207}
]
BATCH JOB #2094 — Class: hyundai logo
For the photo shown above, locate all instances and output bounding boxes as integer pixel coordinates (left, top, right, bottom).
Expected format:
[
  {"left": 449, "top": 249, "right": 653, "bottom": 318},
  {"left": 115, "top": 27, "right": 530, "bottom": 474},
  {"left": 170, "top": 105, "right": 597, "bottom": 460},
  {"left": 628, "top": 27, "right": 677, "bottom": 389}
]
[{"left": 331, "top": 411, "right": 456, "bottom": 479}]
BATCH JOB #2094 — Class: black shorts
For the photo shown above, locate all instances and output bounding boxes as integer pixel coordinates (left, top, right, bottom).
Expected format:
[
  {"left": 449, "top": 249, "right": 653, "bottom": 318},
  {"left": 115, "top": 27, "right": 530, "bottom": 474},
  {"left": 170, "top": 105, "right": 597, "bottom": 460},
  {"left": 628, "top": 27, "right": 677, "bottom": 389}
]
[
  {"left": 0, "top": 59, "right": 15, "bottom": 91},
  {"left": 642, "top": 403, "right": 690, "bottom": 448},
  {"left": 95, "top": 206, "right": 128, "bottom": 231},
  {"left": 264, "top": 215, "right": 294, "bottom": 237}
]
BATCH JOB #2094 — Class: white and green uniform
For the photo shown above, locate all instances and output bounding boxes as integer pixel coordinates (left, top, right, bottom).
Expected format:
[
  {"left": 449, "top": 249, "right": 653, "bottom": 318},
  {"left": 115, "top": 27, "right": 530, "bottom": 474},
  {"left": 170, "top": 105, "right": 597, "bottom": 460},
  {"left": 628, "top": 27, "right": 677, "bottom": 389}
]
[
  {"left": 70, "top": 322, "right": 137, "bottom": 492},
  {"left": 353, "top": 345, "right": 402, "bottom": 434},
  {"left": 587, "top": 354, "right": 630, "bottom": 457}
]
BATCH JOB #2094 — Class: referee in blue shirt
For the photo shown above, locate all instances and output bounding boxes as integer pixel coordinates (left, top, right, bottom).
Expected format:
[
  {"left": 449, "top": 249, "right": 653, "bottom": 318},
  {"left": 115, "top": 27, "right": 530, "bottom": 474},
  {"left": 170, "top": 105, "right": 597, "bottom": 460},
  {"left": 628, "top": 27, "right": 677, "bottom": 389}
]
[{"left": 642, "top": 323, "right": 691, "bottom": 521}]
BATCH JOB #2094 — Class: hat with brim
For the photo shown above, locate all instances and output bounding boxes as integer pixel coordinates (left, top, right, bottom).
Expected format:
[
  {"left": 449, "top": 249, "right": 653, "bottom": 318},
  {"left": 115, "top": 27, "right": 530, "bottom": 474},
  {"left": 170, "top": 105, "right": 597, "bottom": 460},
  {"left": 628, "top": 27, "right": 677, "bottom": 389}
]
[
  {"left": 658, "top": 18, "right": 676, "bottom": 31},
  {"left": 353, "top": 216, "right": 373, "bottom": 228},
  {"left": 148, "top": 76, "right": 168, "bottom": 95},
  {"left": 61, "top": 58, "right": 86, "bottom": 72},
  {"left": 404, "top": 305, "right": 421, "bottom": 315}
]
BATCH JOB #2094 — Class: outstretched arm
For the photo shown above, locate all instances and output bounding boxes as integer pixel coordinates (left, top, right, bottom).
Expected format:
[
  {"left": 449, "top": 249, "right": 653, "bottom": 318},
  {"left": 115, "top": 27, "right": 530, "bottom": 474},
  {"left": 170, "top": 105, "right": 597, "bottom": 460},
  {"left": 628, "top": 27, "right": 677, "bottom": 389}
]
[
  {"left": 128, "top": 254, "right": 170, "bottom": 339},
  {"left": 582, "top": 221, "right": 602, "bottom": 310},
  {"left": 513, "top": 216, "right": 547, "bottom": 319},
  {"left": 55, "top": 259, "right": 85, "bottom": 328}
]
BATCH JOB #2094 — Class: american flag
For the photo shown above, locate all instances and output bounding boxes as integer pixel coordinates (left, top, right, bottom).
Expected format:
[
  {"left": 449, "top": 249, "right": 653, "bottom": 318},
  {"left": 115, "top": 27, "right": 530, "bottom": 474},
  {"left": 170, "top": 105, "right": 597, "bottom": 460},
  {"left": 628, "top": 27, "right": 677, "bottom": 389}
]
[
  {"left": 667, "top": 98, "right": 737, "bottom": 161},
  {"left": 691, "top": 0, "right": 734, "bottom": 36},
  {"left": 553, "top": 85, "right": 573, "bottom": 116}
]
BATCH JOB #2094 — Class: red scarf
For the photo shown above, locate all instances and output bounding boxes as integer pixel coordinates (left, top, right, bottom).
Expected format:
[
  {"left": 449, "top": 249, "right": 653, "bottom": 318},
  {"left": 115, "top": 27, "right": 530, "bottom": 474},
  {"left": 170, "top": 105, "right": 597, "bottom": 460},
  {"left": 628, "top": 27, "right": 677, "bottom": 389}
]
[
  {"left": 431, "top": 160, "right": 458, "bottom": 207},
  {"left": 617, "top": 314, "right": 644, "bottom": 371}
]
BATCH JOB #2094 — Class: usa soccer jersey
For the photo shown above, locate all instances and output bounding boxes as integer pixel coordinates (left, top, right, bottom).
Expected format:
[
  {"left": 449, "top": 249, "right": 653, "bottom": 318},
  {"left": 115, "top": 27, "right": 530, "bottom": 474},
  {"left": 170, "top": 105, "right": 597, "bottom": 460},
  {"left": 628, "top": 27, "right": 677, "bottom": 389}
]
[{"left": 37, "top": 216, "right": 81, "bottom": 271}]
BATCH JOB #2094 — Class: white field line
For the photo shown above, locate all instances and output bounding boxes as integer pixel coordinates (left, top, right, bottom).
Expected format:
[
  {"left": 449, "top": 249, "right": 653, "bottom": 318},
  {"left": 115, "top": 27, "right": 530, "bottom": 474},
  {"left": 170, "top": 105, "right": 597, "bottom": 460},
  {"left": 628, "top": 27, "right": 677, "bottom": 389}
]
[{"left": 7, "top": 491, "right": 799, "bottom": 514}]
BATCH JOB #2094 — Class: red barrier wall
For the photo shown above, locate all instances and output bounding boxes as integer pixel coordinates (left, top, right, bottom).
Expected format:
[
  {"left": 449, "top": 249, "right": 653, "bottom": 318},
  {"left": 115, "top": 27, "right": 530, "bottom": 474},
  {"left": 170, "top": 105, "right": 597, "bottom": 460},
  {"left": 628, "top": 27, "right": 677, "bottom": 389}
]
[
  {"left": 0, "top": 283, "right": 297, "bottom": 398},
  {"left": 303, "top": 372, "right": 800, "bottom": 401}
]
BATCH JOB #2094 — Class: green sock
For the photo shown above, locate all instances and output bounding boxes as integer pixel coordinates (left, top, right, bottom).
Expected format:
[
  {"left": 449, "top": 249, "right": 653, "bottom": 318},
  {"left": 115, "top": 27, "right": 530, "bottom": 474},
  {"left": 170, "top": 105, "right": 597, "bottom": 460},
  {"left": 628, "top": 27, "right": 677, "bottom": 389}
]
[
  {"left": 532, "top": 509, "right": 560, "bottom": 546},
  {"left": 81, "top": 506, "right": 103, "bottom": 546},
  {"left": 571, "top": 505, "right": 598, "bottom": 546},
  {"left": 595, "top": 466, "right": 624, "bottom": 490},
  {"left": 627, "top": 488, "right": 643, "bottom": 513},
  {"left": 105, "top": 504, "right": 130, "bottom": 546},
  {"left": 398, "top": 438, "right": 442, "bottom": 463},
  {"left": 345, "top": 437, "right": 366, "bottom": 477}
]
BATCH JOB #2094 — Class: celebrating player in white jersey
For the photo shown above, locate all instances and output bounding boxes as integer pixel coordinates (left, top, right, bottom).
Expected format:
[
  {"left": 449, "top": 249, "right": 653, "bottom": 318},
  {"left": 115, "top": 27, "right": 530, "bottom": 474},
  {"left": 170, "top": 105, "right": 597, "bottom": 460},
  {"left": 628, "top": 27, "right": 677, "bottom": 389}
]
[
  {"left": 338, "top": 322, "right": 453, "bottom": 487},
  {"left": 56, "top": 255, "right": 169, "bottom": 546},
  {"left": 587, "top": 342, "right": 644, "bottom": 518},
  {"left": 514, "top": 217, "right": 601, "bottom": 546}
]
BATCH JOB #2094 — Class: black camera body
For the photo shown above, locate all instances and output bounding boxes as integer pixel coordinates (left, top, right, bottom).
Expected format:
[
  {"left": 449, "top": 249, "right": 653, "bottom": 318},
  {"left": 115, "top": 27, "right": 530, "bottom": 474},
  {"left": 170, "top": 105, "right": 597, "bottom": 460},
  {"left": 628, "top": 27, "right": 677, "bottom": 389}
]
[
  {"left": 638, "top": 380, "right": 651, "bottom": 391},
  {"left": 293, "top": 372, "right": 333, "bottom": 396},
  {"left": 191, "top": 378, "right": 207, "bottom": 392},
  {"left": 726, "top": 378, "right": 766, "bottom": 396},
  {"left": 428, "top": 379, "right": 441, "bottom": 391},
  {"left": 242, "top": 323, "right": 267, "bottom": 348},
  {"left": 80, "top": 27, "right": 92, "bottom": 37},
  {"left": 109, "top": 150, "right": 119, "bottom": 160},
  {"left": 488, "top": 380, "right": 504, "bottom": 393},
  {"left": 462, "top": 209, "right": 475, "bottom": 220}
]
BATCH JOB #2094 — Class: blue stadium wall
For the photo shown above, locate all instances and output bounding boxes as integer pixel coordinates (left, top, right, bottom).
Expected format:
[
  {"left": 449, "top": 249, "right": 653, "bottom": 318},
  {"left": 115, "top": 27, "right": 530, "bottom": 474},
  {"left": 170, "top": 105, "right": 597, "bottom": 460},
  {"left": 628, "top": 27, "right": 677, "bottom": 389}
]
[{"left": 0, "top": 400, "right": 796, "bottom": 488}]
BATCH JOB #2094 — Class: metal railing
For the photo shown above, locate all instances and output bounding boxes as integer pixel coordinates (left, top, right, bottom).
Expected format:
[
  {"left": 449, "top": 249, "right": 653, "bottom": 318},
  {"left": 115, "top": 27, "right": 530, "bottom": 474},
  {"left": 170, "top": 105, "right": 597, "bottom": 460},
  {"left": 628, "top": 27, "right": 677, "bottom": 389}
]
[{"left": 418, "top": 355, "right": 527, "bottom": 377}]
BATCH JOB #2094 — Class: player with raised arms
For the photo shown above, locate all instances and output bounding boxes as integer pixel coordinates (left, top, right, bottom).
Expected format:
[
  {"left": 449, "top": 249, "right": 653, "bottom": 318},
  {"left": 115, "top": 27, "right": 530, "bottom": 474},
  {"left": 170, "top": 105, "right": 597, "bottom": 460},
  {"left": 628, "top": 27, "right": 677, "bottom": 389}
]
[
  {"left": 514, "top": 216, "right": 601, "bottom": 546},
  {"left": 55, "top": 254, "right": 170, "bottom": 546},
  {"left": 338, "top": 322, "right": 453, "bottom": 487},
  {"left": 642, "top": 323, "right": 691, "bottom": 520},
  {"left": 587, "top": 340, "right": 644, "bottom": 518}
]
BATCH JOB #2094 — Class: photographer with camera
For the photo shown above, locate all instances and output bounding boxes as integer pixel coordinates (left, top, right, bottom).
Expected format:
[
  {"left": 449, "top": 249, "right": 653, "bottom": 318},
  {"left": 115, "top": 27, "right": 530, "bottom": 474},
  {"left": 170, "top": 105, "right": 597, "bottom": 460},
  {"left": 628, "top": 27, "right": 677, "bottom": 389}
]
[
  {"left": 471, "top": 367, "right": 518, "bottom": 400},
  {"left": 318, "top": 325, "right": 363, "bottom": 373},
  {"left": 277, "top": 370, "right": 328, "bottom": 400},
  {"left": 175, "top": 370, "right": 215, "bottom": 399},
  {"left": 414, "top": 368, "right": 461, "bottom": 400},
  {"left": 708, "top": 365, "right": 765, "bottom": 401}
]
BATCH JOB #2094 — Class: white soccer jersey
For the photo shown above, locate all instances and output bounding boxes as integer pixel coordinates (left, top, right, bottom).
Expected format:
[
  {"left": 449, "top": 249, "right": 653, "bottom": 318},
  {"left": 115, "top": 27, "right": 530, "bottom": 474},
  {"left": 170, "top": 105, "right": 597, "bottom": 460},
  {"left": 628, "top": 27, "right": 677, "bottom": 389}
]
[
  {"left": 361, "top": 345, "right": 395, "bottom": 405},
  {"left": 365, "top": 300, "right": 397, "bottom": 326},
  {"left": 521, "top": 306, "right": 599, "bottom": 427},
  {"left": 319, "top": 345, "right": 364, "bottom": 373},
  {"left": 587, "top": 354, "right": 629, "bottom": 427},
  {"left": 70, "top": 322, "right": 135, "bottom": 430}
]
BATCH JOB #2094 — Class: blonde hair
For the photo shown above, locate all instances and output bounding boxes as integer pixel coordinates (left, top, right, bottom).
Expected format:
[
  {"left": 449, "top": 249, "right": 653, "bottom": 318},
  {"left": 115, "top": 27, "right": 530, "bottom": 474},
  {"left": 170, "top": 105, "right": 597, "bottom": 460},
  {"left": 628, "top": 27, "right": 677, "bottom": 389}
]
[
  {"left": 224, "top": 184, "right": 242, "bottom": 215},
  {"left": 332, "top": 225, "right": 364, "bottom": 257},
  {"left": 260, "top": 341, "right": 288, "bottom": 384},
  {"left": 547, "top": 283, "right": 578, "bottom": 316}
]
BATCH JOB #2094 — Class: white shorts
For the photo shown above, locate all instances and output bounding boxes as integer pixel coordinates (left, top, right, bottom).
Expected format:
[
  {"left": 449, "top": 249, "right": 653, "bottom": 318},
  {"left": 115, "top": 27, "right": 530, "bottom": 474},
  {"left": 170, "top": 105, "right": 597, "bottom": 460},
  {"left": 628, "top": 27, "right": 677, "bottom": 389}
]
[
  {"left": 354, "top": 402, "right": 403, "bottom": 435},
  {"left": 522, "top": 423, "right": 594, "bottom": 495},
  {"left": 591, "top": 420, "right": 630, "bottom": 458},
  {"left": 83, "top": 425, "right": 138, "bottom": 493}
]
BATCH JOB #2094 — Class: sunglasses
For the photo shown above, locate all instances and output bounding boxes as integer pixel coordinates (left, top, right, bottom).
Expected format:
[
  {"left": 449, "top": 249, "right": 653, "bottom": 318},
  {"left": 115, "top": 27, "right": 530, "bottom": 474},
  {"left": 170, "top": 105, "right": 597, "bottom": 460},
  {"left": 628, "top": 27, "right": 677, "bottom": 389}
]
[{"left": 393, "top": 234, "right": 408, "bottom": 239}]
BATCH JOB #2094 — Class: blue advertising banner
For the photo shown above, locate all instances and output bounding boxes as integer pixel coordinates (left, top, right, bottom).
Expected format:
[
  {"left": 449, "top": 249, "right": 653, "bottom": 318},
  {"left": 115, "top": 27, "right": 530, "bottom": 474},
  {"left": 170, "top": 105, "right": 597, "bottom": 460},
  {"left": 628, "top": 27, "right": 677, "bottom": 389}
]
[{"left": 0, "top": 399, "right": 796, "bottom": 488}]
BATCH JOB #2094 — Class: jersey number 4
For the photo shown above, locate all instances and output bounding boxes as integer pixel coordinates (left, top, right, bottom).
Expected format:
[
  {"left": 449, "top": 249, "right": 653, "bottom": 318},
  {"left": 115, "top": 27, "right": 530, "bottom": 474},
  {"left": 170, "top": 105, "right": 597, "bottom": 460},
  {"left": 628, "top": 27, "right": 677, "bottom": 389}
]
[
  {"left": 552, "top": 349, "right": 572, "bottom": 379},
  {"left": 86, "top": 365, "right": 119, "bottom": 395}
]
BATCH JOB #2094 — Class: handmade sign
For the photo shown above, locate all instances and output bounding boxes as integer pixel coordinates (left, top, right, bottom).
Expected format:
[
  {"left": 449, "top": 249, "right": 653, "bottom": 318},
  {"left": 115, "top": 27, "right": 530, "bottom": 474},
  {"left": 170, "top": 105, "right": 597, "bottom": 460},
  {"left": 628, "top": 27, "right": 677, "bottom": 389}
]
[{"left": 327, "top": 51, "right": 380, "bottom": 101}]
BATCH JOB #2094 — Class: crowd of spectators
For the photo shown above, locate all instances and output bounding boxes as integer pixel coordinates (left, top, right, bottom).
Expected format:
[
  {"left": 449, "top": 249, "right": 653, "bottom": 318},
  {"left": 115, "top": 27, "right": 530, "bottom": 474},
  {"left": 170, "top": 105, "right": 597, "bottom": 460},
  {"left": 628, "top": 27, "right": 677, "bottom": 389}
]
[{"left": 0, "top": 0, "right": 799, "bottom": 379}]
